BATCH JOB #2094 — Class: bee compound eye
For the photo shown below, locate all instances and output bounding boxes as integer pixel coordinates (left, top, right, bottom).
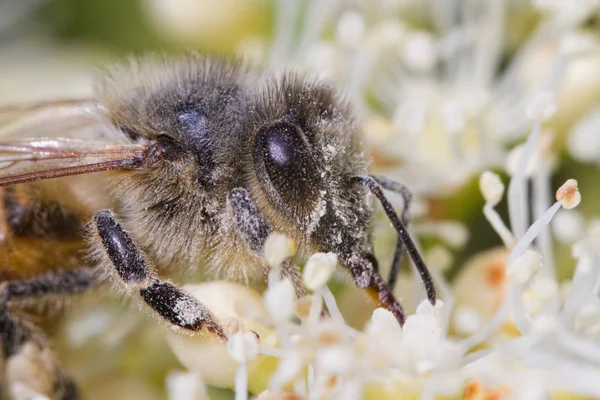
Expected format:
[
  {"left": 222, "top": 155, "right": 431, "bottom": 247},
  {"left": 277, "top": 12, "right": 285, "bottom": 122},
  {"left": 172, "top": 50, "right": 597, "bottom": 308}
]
[
  {"left": 254, "top": 122, "right": 322, "bottom": 217},
  {"left": 265, "top": 123, "right": 299, "bottom": 168}
]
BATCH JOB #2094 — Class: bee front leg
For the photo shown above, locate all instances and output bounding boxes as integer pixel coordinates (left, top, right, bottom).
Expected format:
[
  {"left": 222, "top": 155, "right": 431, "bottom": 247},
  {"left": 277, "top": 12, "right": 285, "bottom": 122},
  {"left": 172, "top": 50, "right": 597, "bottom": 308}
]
[
  {"left": 371, "top": 175, "right": 413, "bottom": 291},
  {"left": 227, "top": 188, "right": 305, "bottom": 296},
  {"left": 93, "top": 210, "right": 225, "bottom": 338}
]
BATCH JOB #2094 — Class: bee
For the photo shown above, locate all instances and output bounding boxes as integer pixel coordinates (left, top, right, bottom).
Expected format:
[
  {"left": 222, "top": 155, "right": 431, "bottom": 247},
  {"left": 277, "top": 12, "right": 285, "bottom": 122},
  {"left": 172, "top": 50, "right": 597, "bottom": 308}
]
[{"left": 0, "top": 54, "right": 436, "bottom": 399}]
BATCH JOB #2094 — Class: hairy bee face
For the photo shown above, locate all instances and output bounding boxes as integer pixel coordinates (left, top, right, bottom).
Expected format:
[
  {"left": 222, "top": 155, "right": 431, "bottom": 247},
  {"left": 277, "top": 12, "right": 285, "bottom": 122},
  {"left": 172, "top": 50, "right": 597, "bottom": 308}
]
[
  {"left": 246, "top": 75, "right": 374, "bottom": 260},
  {"left": 99, "top": 56, "right": 251, "bottom": 194}
]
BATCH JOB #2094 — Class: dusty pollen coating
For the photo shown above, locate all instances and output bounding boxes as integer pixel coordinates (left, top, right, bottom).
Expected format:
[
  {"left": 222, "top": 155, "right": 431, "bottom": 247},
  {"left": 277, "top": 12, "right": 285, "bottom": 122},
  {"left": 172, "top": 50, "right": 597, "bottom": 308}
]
[{"left": 0, "top": 54, "right": 435, "bottom": 400}]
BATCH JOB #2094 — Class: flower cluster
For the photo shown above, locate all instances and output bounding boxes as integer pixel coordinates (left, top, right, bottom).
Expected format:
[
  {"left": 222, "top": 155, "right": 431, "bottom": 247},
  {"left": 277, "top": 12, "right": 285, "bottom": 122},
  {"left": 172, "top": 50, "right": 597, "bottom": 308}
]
[
  {"left": 130, "top": 1, "right": 600, "bottom": 398},
  {"left": 3, "top": 0, "right": 600, "bottom": 398},
  {"left": 164, "top": 119, "right": 598, "bottom": 399}
]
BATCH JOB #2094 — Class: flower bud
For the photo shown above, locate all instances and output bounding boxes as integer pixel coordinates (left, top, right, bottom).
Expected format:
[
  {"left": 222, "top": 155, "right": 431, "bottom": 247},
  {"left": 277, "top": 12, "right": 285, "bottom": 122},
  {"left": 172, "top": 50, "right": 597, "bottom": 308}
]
[
  {"left": 264, "top": 233, "right": 296, "bottom": 269},
  {"left": 303, "top": 253, "right": 337, "bottom": 291},
  {"left": 480, "top": 171, "right": 505, "bottom": 206}
]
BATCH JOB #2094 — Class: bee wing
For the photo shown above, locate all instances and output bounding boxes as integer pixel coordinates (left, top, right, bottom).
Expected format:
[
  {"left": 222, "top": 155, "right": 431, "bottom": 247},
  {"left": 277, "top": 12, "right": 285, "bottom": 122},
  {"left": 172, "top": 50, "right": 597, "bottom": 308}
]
[
  {"left": 0, "top": 98, "right": 104, "bottom": 140},
  {"left": 0, "top": 100, "right": 150, "bottom": 187},
  {"left": 0, "top": 138, "right": 149, "bottom": 187}
]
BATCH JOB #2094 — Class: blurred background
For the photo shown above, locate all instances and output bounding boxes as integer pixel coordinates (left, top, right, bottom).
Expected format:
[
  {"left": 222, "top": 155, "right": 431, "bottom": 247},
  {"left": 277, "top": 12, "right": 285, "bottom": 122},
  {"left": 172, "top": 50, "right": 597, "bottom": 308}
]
[{"left": 2, "top": 0, "right": 600, "bottom": 398}]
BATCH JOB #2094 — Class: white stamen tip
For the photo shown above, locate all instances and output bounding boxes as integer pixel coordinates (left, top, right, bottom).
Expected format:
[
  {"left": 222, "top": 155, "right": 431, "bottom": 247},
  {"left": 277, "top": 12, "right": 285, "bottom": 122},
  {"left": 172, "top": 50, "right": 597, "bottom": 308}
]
[
  {"left": 264, "top": 232, "right": 296, "bottom": 268},
  {"left": 303, "top": 252, "right": 337, "bottom": 291},
  {"left": 369, "top": 307, "right": 401, "bottom": 333},
  {"left": 227, "top": 331, "right": 259, "bottom": 364},
  {"left": 507, "top": 250, "right": 542, "bottom": 284},
  {"left": 526, "top": 91, "right": 557, "bottom": 122},
  {"left": 401, "top": 31, "right": 438, "bottom": 72},
  {"left": 480, "top": 171, "right": 505, "bottom": 206},
  {"left": 556, "top": 179, "right": 581, "bottom": 209},
  {"left": 335, "top": 10, "right": 365, "bottom": 48}
]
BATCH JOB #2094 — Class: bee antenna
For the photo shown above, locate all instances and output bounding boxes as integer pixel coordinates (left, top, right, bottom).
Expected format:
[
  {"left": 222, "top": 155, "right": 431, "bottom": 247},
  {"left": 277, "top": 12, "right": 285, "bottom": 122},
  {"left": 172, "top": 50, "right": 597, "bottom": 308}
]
[{"left": 349, "top": 175, "right": 437, "bottom": 305}]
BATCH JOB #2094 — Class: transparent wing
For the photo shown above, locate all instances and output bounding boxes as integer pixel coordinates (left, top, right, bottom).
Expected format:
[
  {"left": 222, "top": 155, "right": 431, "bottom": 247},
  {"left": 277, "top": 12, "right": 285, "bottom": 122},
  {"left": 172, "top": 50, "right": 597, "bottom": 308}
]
[
  {"left": 0, "top": 100, "right": 150, "bottom": 186},
  {"left": 0, "top": 138, "right": 149, "bottom": 186},
  {"left": 0, "top": 98, "right": 103, "bottom": 140}
]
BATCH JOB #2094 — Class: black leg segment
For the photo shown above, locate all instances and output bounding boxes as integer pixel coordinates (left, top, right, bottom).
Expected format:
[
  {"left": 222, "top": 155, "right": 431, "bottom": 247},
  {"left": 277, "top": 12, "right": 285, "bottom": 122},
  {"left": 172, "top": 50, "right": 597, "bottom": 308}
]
[
  {"left": 94, "top": 209, "right": 225, "bottom": 338},
  {"left": 140, "top": 281, "right": 222, "bottom": 334},
  {"left": 94, "top": 210, "right": 149, "bottom": 284},
  {"left": 349, "top": 175, "right": 436, "bottom": 306},
  {"left": 228, "top": 188, "right": 272, "bottom": 253},
  {"left": 371, "top": 175, "right": 413, "bottom": 291},
  {"left": 5, "top": 267, "right": 98, "bottom": 302}
]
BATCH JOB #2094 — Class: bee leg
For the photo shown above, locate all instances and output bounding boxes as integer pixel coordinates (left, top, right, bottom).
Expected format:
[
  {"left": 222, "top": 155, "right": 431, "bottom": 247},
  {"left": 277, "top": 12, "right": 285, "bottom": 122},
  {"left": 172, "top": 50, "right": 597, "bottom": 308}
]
[
  {"left": 341, "top": 252, "right": 408, "bottom": 325},
  {"left": 0, "top": 277, "right": 87, "bottom": 400},
  {"left": 370, "top": 175, "right": 413, "bottom": 291},
  {"left": 93, "top": 210, "right": 225, "bottom": 338},
  {"left": 227, "top": 188, "right": 305, "bottom": 296},
  {"left": 4, "top": 268, "right": 98, "bottom": 302}
]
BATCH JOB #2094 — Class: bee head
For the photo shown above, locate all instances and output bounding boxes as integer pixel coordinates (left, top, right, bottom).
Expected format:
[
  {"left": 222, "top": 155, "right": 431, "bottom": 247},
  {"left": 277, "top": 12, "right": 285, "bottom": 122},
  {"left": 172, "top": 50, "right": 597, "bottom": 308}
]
[{"left": 247, "top": 74, "right": 375, "bottom": 276}]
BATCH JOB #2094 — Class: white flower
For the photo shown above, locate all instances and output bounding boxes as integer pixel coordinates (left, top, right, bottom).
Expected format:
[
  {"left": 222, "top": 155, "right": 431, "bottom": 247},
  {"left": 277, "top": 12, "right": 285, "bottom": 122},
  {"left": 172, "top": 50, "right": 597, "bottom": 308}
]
[{"left": 156, "top": 2, "right": 600, "bottom": 399}]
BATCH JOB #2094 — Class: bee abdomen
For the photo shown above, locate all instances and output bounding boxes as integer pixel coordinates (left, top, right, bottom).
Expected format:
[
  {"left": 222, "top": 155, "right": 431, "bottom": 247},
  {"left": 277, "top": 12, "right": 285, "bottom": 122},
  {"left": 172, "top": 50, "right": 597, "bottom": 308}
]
[
  {"left": 1, "top": 185, "right": 83, "bottom": 239},
  {"left": 0, "top": 183, "right": 90, "bottom": 282}
]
